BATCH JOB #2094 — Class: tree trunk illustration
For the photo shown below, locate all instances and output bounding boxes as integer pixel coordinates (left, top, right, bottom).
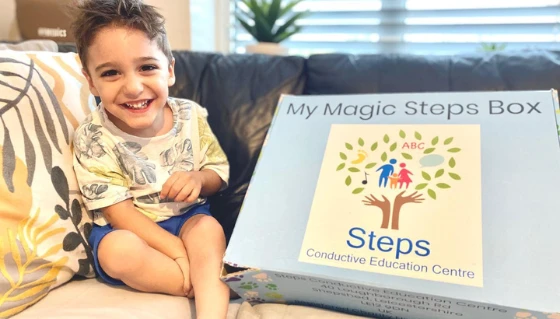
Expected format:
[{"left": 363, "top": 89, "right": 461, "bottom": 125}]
[
  {"left": 391, "top": 191, "right": 425, "bottom": 230},
  {"left": 362, "top": 194, "right": 391, "bottom": 229}
]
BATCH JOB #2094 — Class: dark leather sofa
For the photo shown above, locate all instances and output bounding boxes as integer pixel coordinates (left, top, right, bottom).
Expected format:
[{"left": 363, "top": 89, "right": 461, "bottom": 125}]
[{"left": 159, "top": 49, "right": 560, "bottom": 243}]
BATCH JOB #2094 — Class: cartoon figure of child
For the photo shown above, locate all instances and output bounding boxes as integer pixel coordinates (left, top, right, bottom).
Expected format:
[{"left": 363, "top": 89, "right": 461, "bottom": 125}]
[
  {"left": 398, "top": 163, "right": 413, "bottom": 189},
  {"left": 389, "top": 173, "right": 400, "bottom": 189}
]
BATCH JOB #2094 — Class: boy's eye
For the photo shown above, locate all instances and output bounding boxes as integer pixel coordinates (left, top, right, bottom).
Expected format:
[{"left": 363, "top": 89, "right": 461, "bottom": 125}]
[
  {"left": 141, "top": 65, "right": 158, "bottom": 72},
  {"left": 100, "top": 70, "right": 118, "bottom": 77}
]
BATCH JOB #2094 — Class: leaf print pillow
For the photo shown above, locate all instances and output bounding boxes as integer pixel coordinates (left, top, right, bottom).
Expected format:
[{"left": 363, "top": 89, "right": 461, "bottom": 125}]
[{"left": 0, "top": 51, "right": 96, "bottom": 317}]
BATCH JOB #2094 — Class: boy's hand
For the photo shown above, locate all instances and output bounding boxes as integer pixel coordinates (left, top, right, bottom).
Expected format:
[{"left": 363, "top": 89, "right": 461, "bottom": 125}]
[
  {"left": 174, "top": 256, "right": 191, "bottom": 296},
  {"left": 160, "top": 171, "right": 204, "bottom": 203}
]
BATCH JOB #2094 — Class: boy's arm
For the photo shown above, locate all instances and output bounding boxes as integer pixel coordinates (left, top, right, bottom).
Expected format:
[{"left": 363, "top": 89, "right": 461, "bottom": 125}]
[
  {"left": 160, "top": 102, "right": 229, "bottom": 203},
  {"left": 199, "top": 169, "right": 222, "bottom": 196},
  {"left": 101, "top": 199, "right": 187, "bottom": 259}
]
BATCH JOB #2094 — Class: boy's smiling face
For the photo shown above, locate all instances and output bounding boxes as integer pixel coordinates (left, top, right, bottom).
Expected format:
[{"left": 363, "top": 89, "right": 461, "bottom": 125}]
[{"left": 83, "top": 26, "right": 175, "bottom": 137}]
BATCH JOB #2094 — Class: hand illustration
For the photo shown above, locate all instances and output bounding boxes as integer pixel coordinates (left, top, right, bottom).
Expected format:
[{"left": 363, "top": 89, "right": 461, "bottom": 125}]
[
  {"left": 362, "top": 194, "right": 391, "bottom": 229},
  {"left": 392, "top": 191, "right": 424, "bottom": 230}
]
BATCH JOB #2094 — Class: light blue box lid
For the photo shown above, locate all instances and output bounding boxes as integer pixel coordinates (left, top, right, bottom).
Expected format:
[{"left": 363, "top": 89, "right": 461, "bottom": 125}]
[{"left": 225, "top": 90, "right": 560, "bottom": 313}]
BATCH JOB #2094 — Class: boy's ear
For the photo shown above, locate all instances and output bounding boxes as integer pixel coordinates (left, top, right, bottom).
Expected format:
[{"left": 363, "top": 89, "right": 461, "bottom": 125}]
[
  {"left": 82, "top": 69, "right": 100, "bottom": 96},
  {"left": 167, "top": 58, "right": 176, "bottom": 87}
]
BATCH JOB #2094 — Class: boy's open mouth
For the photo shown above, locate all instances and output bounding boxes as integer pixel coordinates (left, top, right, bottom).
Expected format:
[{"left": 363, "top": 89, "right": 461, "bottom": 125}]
[{"left": 121, "top": 99, "right": 153, "bottom": 110}]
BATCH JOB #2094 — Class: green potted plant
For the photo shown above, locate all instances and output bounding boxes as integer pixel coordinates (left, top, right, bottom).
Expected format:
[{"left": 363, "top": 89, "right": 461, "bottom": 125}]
[
  {"left": 479, "top": 42, "right": 507, "bottom": 52},
  {"left": 235, "top": 0, "right": 309, "bottom": 55}
]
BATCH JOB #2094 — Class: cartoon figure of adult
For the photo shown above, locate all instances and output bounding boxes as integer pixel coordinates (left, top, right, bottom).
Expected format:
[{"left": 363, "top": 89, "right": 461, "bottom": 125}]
[
  {"left": 376, "top": 159, "right": 397, "bottom": 187},
  {"left": 398, "top": 163, "right": 413, "bottom": 189}
]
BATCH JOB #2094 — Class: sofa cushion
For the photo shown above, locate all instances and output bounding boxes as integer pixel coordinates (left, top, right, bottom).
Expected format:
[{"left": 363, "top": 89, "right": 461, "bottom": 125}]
[
  {"left": 10, "top": 278, "right": 241, "bottom": 319},
  {"left": 170, "top": 52, "right": 307, "bottom": 243},
  {"left": 235, "top": 301, "right": 370, "bottom": 319},
  {"left": 0, "top": 51, "right": 95, "bottom": 317},
  {"left": 305, "top": 50, "right": 560, "bottom": 94}
]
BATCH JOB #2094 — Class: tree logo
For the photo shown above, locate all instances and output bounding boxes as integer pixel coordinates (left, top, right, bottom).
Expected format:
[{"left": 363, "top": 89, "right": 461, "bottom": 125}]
[{"left": 336, "top": 130, "right": 462, "bottom": 230}]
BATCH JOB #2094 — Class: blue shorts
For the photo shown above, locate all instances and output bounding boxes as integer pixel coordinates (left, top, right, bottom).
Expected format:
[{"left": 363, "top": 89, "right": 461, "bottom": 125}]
[{"left": 88, "top": 204, "right": 211, "bottom": 286}]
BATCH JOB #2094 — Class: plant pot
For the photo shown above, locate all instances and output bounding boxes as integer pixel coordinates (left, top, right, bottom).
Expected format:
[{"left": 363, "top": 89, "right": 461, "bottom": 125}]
[{"left": 245, "top": 42, "right": 289, "bottom": 56}]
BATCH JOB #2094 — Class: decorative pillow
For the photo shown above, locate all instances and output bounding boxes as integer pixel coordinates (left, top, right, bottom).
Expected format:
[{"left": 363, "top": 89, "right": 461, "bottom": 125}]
[{"left": 0, "top": 50, "right": 95, "bottom": 317}]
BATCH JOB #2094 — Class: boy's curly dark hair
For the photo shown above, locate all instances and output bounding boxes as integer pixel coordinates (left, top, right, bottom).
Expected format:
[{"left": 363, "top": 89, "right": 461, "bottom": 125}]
[{"left": 71, "top": 0, "right": 173, "bottom": 72}]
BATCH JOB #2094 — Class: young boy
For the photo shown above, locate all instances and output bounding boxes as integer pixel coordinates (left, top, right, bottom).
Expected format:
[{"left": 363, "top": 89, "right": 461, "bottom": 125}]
[{"left": 71, "top": 1, "right": 230, "bottom": 318}]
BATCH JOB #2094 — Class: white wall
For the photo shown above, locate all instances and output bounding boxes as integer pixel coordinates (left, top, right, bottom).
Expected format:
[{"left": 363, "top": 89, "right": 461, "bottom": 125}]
[
  {"left": 145, "top": 0, "right": 191, "bottom": 50},
  {"left": 0, "top": 0, "right": 191, "bottom": 50},
  {"left": 0, "top": 0, "right": 21, "bottom": 41}
]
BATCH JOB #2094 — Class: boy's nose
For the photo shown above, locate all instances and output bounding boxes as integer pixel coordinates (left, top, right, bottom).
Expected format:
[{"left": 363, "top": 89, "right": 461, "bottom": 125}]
[{"left": 122, "top": 76, "right": 143, "bottom": 96}]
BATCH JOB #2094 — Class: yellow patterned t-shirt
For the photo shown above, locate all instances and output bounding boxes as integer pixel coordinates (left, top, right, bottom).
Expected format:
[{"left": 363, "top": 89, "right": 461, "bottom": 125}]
[{"left": 72, "top": 98, "right": 229, "bottom": 226}]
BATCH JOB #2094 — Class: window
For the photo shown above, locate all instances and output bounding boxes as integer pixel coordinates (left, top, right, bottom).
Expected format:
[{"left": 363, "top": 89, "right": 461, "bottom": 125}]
[{"left": 231, "top": 0, "right": 560, "bottom": 55}]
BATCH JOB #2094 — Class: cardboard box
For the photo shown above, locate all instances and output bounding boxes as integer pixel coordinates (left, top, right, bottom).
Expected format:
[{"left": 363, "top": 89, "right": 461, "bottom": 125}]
[{"left": 222, "top": 91, "right": 560, "bottom": 319}]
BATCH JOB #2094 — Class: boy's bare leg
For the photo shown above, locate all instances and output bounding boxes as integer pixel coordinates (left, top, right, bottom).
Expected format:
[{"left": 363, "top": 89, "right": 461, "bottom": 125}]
[
  {"left": 180, "top": 215, "right": 229, "bottom": 319},
  {"left": 98, "top": 229, "right": 189, "bottom": 296}
]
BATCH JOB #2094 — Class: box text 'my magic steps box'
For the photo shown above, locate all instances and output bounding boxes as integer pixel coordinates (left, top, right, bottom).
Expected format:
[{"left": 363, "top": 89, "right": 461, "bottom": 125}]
[{"left": 221, "top": 91, "right": 560, "bottom": 319}]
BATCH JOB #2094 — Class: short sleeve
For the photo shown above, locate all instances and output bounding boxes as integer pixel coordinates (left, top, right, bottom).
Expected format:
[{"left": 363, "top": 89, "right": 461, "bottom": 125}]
[
  {"left": 73, "top": 123, "right": 131, "bottom": 211},
  {"left": 196, "top": 106, "right": 230, "bottom": 189}
]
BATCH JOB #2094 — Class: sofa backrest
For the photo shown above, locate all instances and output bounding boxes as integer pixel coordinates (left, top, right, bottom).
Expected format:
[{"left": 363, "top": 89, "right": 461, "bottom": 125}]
[{"left": 304, "top": 50, "right": 560, "bottom": 94}]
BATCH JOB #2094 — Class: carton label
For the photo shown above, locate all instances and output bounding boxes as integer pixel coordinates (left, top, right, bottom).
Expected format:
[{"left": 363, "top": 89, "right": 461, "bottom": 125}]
[{"left": 299, "top": 124, "right": 483, "bottom": 287}]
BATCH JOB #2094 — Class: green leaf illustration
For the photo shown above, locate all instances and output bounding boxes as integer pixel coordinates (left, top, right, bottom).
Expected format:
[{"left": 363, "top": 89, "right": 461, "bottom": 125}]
[
  {"left": 431, "top": 137, "right": 439, "bottom": 146},
  {"left": 402, "top": 153, "right": 413, "bottom": 160},
  {"left": 390, "top": 142, "right": 397, "bottom": 152},
  {"left": 428, "top": 189, "right": 437, "bottom": 200},
  {"left": 348, "top": 167, "right": 360, "bottom": 172},
  {"left": 345, "top": 143, "right": 353, "bottom": 150},
  {"left": 435, "top": 169, "right": 444, "bottom": 178},
  {"left": 358, "top": 138, "right": 364, "bottom": 146},
  {"left": 415, "top": 131, "right": 422, "bottom": 140},
  {"left": 365, "top": 162, "right": 377, "bottom": 169},
  {"left": 449, "top": 157, "right": 456, "bottom": 168},
  {"left": 345, "top": 176, "right": 351, "bottom": 186},
  {"left": 381, "top": 152, "right": 387, "bottom": 162},
  {"left": 399, "top": 130, "right": 406, "bottom": 138},
  {"left": 340, "top": 152, "right": 347, "bottom": 160},
  {"left": 449, "top": 172, "right": 461, "bottom": 180},
  {"left": 444, "top": 137, "right": 454, "bottom": 145},
  {"left": 352, "top": 188, "right": 365, "bottom": 194},
  {"left": 371, "top": 142, "right": 378, "bottom": 151},
  {"left": 448, "top": 148, "right": 461, "bottom": 153},
  {"left": 383, "top": 134, "right": 390, "bottom": 143},
  {"left": 422, "top": 171, "right": 431, "bottom": 181},
  {"left": 437, "top": 183, "right": 451, "bottom": 189},
  {"left": 424, "top": 148, "right": 435, "bottom": 154},
  {"left": 336, "top": 163, "right": 345, "bottom": 171},
  {"left": 415, "top": 183, "right": 428, "bottom": 190}
]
